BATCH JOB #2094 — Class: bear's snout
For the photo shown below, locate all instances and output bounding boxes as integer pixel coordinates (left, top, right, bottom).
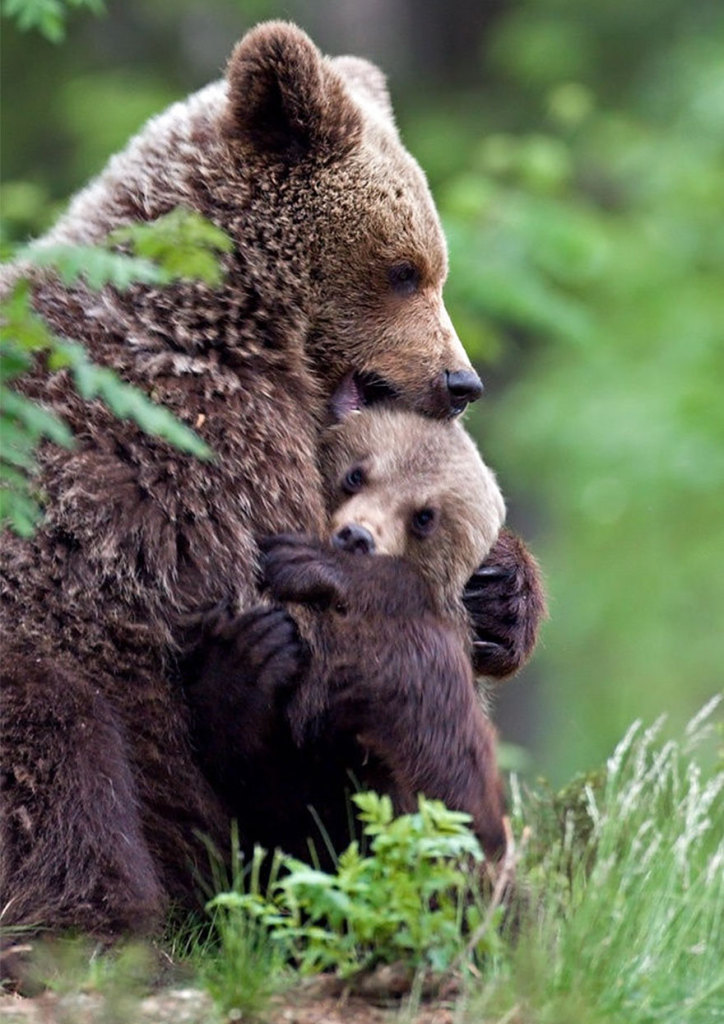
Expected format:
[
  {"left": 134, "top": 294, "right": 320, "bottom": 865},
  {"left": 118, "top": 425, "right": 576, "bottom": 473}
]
[
  {"left": 445, "top": 369, "right": 483, "bottom": 415},
  {"left": 332, "top": 524, "right": 376, "bottom": 556}
]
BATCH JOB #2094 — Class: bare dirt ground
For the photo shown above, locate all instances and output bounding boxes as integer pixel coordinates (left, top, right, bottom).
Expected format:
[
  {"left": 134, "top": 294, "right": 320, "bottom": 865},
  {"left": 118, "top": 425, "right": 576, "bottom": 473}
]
[{"left": 0, "top": 986, "right": 462, "bottom": 1024}]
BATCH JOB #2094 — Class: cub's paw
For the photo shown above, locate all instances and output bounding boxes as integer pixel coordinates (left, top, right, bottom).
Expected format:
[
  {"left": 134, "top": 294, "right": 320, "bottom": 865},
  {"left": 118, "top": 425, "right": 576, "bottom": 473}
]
[
  {"left": 463, "top": 529, "right": 547, "bottom": 679},
  {"left": 260, "top": 534, "right": 349, "bottom": 612},
  {"left": 195, "top": 605, "right": 306, "bottom": 698}
]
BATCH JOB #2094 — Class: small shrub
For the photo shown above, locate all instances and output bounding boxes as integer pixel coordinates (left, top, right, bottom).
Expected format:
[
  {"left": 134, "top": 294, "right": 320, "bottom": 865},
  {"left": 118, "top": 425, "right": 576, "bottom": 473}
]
[{"left": 209, "top": 793, "right": 494, "bottom": 980}]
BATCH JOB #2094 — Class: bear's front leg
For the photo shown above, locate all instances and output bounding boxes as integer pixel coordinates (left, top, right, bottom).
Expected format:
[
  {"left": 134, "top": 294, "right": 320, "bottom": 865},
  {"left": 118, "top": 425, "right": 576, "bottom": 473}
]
[
  {"left": 463, "top": 529, "right": 547, "bottom": 679},
  {"left": 0, "top": 651, "right": 165, "bottom": 950},
  {"left": 182, "top": 603, "right": 308, "bottom": 798},
  {"left": 260, "top": 534, "right": 359, "bottom": 739},
  {"left": 328, "top": 617, "right": 508, "bottom": 860},
  {"left": 259, "top": 534, "right": 351, "bottom": 613}
]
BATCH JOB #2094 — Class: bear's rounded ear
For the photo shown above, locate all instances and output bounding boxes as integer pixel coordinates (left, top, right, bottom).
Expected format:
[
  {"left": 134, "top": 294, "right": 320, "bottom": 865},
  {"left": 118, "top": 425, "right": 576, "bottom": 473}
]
[
  {"left": 223, "top": 21, "right": 363, "bottom": 161},
  {"left": 332, "top": 56, "right": 396, "bottom": 131}
]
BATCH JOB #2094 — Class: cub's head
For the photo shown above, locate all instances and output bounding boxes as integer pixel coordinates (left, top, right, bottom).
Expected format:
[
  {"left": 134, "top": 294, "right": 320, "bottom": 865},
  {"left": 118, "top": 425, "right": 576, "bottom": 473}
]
[
  {"left": 223, "top": 21, "right": 481, "bottom": 419},
  {"left": 320, "top": 406, "right": 505, "bottom": 616}
]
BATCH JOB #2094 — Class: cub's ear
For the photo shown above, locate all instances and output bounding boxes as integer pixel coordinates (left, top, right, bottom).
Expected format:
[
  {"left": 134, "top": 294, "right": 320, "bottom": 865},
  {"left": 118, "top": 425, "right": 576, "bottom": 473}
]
[
  {"left": 332, "top": 56, "right": 396, "bottom": 130},
  {"left": 223, "top": 21, "right": 363, "bottom": 161}
]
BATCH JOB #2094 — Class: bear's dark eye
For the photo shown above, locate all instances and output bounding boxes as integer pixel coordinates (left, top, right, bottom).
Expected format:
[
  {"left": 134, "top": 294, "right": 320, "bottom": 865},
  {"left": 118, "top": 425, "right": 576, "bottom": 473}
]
[
  {"left": 410, "top": 507, "right": 437, "bottom": 538},
  {"left": 387, "top": 261, "right": 421, "bottom": 296},
  {"left": 342, "top": 467, "right": 365, "bottom": 494}
]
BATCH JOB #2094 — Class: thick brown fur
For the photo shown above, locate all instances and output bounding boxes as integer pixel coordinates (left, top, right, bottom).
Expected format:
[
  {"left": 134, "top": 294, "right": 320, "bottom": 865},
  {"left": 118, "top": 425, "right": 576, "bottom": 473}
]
[
  {"left": 186, "top": 408, "right": 508, "bottom": 859},
  {"left": 186, "top": 537, "right": 508, "bottom": 862},
  {"left": 1, "top": 22, "right": 544, "bottom": 942},
  {"left": 292, "top": 405, "right": 507, "bottom": 730}
]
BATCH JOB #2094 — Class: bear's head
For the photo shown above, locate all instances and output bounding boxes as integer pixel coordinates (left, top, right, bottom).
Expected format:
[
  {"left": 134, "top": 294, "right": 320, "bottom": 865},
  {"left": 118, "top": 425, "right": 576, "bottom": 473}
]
[
  {"left": 319, "top": 404, "right": 505, "bottom": 617},
  {"left": 223, "top": 22, "right": 481, "bottom": 420}
]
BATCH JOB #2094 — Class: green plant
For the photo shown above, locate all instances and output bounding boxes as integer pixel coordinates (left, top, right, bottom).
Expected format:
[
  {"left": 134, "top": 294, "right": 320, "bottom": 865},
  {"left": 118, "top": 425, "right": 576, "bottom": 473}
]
[
  {"left": 1, "top": 0, "right": 105, "bottom": 43},
  {"left": 0, "top": 207, "right": 232, "bottom": 536},
  {"left": 22, "top": 937, "right": 154, "bottom": 1023},
  {"left": 202, "top": 701, "right": 722, "bottom": 1022},
  {"left": 195, "top": 828, "right": 289, "bottom": 1021},
  {"left": 200, "top": 910, "right": 286, "bottom": 1022},
  {"left": 209, "top": 793, "right": 494, "bottom": 980}
]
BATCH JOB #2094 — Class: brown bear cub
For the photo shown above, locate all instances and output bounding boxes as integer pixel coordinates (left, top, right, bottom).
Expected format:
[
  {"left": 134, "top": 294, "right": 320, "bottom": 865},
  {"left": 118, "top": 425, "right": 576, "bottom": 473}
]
[
  {"left": 323, "top": 403, "right": 505, "bottom": 616},
  {"left": 186, "top": 404, "right": 509, "bottom": 860}
]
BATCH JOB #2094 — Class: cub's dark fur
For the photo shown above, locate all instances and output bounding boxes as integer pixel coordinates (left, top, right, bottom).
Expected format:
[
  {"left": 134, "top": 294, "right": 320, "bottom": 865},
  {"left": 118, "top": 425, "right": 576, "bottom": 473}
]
[{"left": 185, "top": 409, "right": 511, "bottom": 860}]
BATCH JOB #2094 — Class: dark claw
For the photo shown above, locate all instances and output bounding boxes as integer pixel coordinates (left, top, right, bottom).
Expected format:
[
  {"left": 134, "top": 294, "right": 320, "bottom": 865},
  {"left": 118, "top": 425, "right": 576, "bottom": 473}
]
[
  {"left": 471, "top": 638, "right": 513, "bottom": 678},
  {"left": 468, "top": 565, "right": 516, "bottom": 584},
  {"left": 472, "top": 640, "right": 503, "bottom": 656},
  {"left": 258, "top": 535, "right": 279, "bottom": 554},
  {"left": 464, "top": 529, "right": 547, "bottom": 680}
]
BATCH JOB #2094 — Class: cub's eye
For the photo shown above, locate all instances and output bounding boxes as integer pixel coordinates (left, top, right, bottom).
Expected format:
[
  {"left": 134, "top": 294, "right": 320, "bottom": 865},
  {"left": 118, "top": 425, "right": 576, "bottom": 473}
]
[
  {"left": 342, "top": 467, "right": 365, "bottom": 494},
  {"left": 387, "top": 261, "right": 421, "bottom": 296},
  {"left": 410, "top": 507, "right": 437, "bottom": 538}
]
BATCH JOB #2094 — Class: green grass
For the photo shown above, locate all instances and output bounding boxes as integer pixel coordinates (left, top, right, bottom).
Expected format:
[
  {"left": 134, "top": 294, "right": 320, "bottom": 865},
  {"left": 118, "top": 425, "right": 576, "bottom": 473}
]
[
  {"left": 468, "top": 696, "right": 724, "bottom": 1023},
  {"left": 201, "top": 697, "right": 723, "bottom": 1023},
  {"left": 196, "top": 912, "right": 286, "bottom": 1021}
]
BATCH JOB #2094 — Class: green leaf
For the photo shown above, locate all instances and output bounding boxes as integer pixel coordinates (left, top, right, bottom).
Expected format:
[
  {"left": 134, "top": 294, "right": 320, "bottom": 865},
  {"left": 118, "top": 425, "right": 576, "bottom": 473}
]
[
  {"left": 109, "top": 207, "right": 233, "bottom": 287},
  {"left": 0, "top": 426, "right": 37, "bottom": 468},
  {"left": 207, "top": 793, "right": 487, "bottom": 977},
  {"left": 0, "top": 280, "right": 58, "bottom": 353},
  {"left": 0, "top": 483, "right": 42, "bottom": 536},
  {"left": 2, "top": 0, "right": 65, "bottom": 41},
  {"left": 1, "top": 210, "right": 222, "bottom": 538},
  {"left": 0, "top": 344, "right": 33, "bottom": 384},
  {"left": 54, "top": 341, "right": 212, "bottom": 459},
  {"left": 1, "top": 386, "right": 74, "bottom": 446},
  {"left": 0, "top": 461, "right": 31, "bottom": 487},
  {"left": 1, "top": 0, "right": 105, "bottom": 42},
  {"left": 18, "top": 210, "right": 232, "bottom": 293},
  {"left": 20, "top": 243, "right": 166, "bottom": 290}
]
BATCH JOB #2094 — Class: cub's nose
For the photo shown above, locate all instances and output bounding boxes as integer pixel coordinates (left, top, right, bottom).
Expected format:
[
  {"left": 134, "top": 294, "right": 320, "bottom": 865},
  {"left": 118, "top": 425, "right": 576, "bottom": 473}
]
[
  {"left": 332, "top": 524, "right": 376, "bottom": 556},
  {"left": 445, "top": 369, "right": 483, "bottom": 414}
]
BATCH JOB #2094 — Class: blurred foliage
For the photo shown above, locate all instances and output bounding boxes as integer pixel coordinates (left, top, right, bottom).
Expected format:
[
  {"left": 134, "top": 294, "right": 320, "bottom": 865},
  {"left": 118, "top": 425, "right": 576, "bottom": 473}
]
[
  {"left": 434, "top": 0, "right": 724, "bottom": 779},
  {"left": 1, "top": 0, "right": 722, "bottom": 779},
  {"left": 1, "top": 0, "right": 104, "bottom": 43}
]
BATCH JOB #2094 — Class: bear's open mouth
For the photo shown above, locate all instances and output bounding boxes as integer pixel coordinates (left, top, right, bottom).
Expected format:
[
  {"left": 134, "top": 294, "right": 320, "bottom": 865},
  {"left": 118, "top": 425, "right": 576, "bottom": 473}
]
[
  {"left": 330, "top": 372, "right": 399, "bottom": 420},
  {"left": 355, "top": 372, "right": 399, "bottom": 406}
]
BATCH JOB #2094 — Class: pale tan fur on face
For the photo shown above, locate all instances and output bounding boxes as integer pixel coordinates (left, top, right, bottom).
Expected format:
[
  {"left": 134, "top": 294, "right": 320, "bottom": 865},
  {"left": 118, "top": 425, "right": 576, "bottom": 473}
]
[{"left": 321, "top": 408, "right": 505, "bottom": 617}]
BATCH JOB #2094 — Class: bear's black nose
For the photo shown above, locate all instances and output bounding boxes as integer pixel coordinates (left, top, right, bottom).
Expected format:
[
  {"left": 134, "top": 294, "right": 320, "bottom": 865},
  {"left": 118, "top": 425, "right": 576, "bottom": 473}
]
[
  {"left": 332, "top": 524, "right": 376, "bottom": 556},
  {"left": 445, "top": 369, "right": 483, "bottom": 413}
]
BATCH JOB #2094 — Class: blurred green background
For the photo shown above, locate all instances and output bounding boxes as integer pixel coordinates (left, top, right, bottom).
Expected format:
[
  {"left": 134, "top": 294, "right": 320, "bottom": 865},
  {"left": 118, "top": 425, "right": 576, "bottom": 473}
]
[{"left": 2, "top": 0, "right": 722, "bottom": 783}]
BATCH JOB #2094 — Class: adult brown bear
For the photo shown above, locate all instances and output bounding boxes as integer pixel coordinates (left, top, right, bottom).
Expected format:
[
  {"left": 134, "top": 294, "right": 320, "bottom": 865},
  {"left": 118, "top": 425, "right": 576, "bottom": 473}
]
[{"left": 0, "top": 22, "right": 543, "bottom": 941}]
